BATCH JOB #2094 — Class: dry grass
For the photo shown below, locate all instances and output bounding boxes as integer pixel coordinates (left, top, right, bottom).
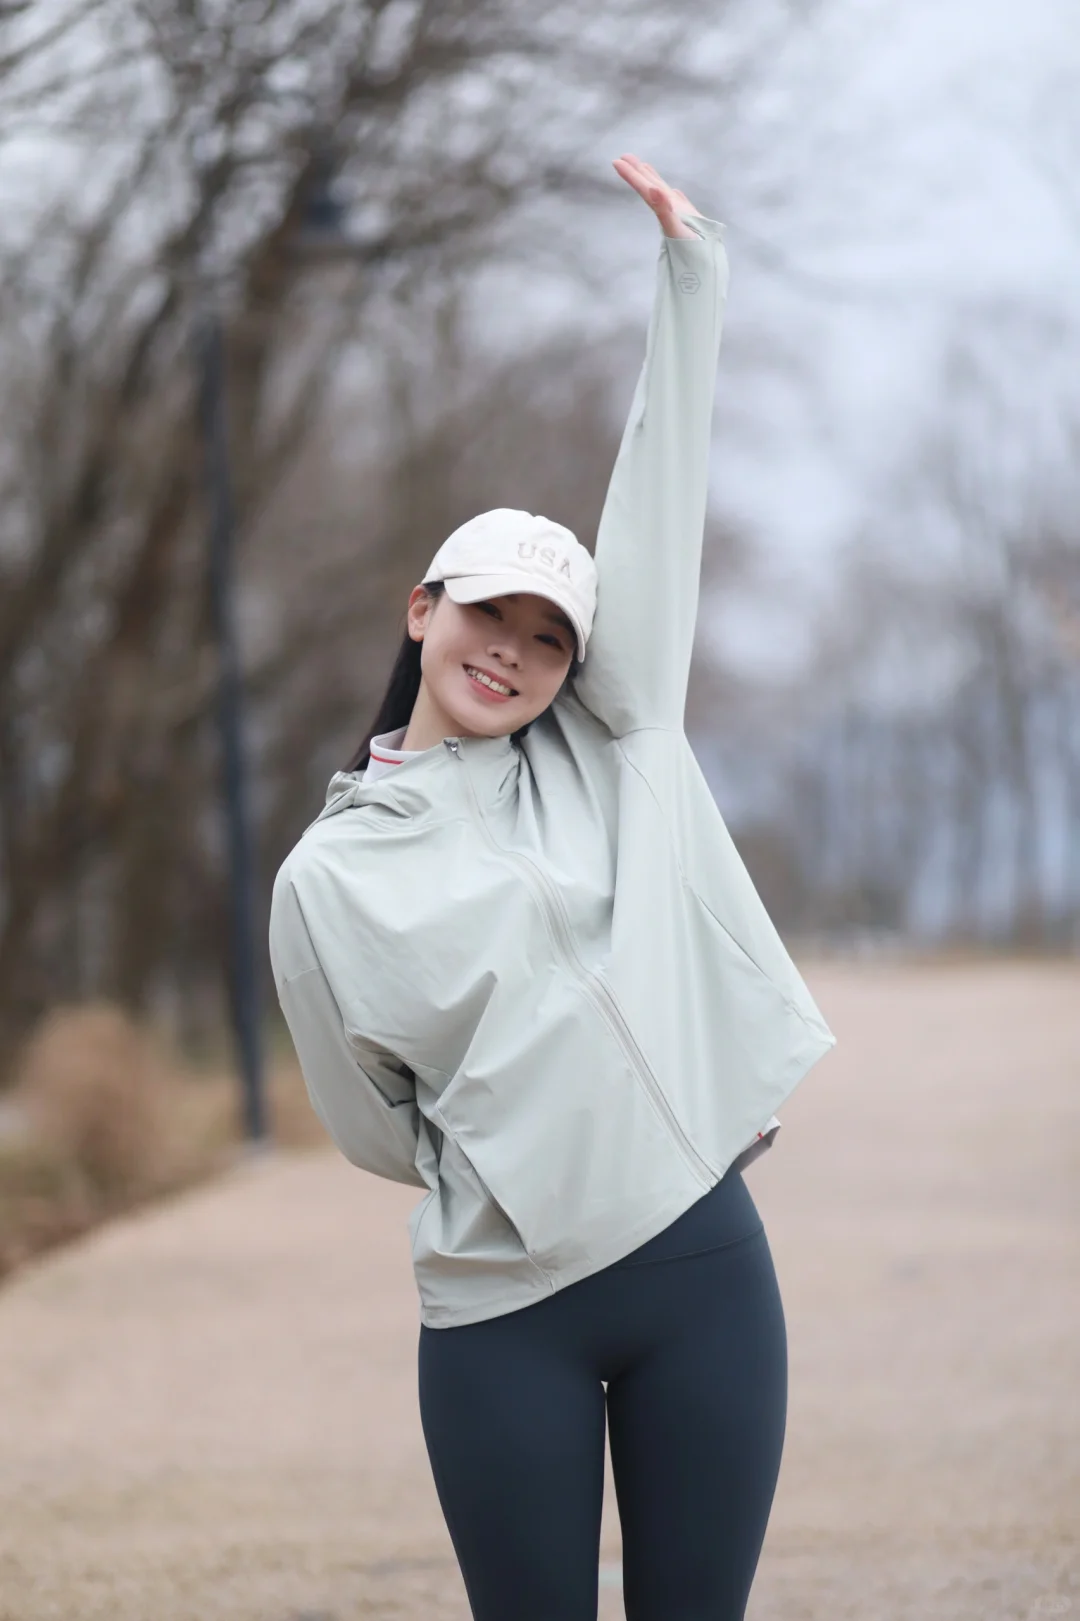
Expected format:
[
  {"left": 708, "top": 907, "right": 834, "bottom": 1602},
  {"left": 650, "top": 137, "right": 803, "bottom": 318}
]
[{"left": 0, "top": 1002, "right": 323, "bottom": 1281}]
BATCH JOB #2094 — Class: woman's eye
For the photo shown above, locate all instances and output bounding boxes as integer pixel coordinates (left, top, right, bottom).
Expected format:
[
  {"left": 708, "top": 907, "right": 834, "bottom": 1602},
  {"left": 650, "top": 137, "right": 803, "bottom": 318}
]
[{"left": 476, "top": 602, "right": 564, "bottom": 649}]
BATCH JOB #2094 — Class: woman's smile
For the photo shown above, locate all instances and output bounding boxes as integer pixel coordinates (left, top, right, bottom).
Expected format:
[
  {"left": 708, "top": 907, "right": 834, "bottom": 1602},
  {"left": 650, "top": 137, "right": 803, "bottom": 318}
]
[{"left": 463, "top": 664, "right": 518, "bottom": 701}]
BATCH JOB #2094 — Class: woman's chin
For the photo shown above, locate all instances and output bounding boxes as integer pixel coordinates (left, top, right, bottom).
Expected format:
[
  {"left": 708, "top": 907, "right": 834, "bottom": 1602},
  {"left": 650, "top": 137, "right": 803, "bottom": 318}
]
[
  {"left": 439, "top": 681, "right": 536, "bottom": 735},
  {"left": 453, "top": 706, "right": 527, "bottom": 739}
]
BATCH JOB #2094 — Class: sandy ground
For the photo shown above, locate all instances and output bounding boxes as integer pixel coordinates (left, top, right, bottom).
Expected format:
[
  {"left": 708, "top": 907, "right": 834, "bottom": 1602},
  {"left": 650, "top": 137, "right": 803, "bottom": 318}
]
[{"left": 0, "top": 959, "right": 1077, "bottom": 1621}]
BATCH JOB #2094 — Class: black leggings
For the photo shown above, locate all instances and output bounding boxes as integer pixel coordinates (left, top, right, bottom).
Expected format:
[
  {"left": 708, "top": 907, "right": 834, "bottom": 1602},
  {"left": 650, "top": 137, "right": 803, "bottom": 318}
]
[{"left": 417, "top": 1167, "right": 787, "bottom": 1620}]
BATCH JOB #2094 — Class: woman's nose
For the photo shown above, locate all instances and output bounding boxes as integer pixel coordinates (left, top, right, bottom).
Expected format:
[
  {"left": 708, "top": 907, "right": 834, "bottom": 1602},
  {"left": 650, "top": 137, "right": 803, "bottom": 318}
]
[{"left": 487, "top": 638, "right": 522, "bottom": 668}]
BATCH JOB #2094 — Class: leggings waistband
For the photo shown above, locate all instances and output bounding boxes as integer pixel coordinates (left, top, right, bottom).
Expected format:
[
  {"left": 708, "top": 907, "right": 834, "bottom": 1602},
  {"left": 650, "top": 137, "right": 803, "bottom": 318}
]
[{"left": 611, "top": 1166, "right": 764, "bottom": 1269}]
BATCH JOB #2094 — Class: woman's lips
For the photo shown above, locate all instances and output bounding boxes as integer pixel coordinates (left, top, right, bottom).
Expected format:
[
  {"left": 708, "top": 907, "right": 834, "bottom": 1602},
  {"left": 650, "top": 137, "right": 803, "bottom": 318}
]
[{"left": 463, "top": 665, "right": 516, "bottom": 702}]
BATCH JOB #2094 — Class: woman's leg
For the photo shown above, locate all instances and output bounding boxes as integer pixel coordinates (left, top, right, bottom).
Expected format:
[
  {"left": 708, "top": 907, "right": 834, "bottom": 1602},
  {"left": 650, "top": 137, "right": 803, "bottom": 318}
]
[
  {"left": 418, "top": 1307, "right": 607, "bottom": 1621},
  {"left": 605, "top": 1224, "right": 788, "bottom": 1621}
]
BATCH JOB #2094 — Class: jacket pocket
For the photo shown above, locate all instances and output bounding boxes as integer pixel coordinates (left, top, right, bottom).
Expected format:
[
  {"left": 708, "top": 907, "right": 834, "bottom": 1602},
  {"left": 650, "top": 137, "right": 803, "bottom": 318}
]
[
  {"left": 430, "top": 1114, "right": 550, "bottom": 1274},
  {"left": 451, "top": 1139, "right": 544, "bottom": 1273},
  {"left": 410, "top": 1129, "right": 554, "bottom": 1288}
]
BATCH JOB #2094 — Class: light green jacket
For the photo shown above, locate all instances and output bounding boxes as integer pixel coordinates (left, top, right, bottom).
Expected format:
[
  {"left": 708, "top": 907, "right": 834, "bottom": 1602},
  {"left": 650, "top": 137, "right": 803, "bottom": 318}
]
[{"left": 268, "top": 211, "right": 836, "bottom": 1329}]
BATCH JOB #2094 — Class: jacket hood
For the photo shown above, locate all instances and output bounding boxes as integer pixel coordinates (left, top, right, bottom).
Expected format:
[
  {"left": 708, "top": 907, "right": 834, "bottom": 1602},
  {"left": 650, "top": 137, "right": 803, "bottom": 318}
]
[{"left": 313, "top": 729, "right": 522, "bottom": 829}]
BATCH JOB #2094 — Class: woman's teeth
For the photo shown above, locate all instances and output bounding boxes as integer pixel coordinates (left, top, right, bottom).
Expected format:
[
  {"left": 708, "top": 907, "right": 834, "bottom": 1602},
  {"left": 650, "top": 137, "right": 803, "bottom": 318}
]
[{"left": 465, "top": 666, "right": 515, "bottom": 697}]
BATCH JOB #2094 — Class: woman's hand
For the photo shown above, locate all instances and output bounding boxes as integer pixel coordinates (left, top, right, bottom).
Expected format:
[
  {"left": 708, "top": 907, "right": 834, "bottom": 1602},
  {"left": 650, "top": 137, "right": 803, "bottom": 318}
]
[{"left": 611, "top": 153, "right": 703, "bottom": 239}]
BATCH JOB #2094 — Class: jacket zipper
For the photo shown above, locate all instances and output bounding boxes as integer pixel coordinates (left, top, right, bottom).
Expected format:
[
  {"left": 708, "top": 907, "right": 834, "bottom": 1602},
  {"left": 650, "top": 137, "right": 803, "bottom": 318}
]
[{"left": 443, "top": 738, "right": 715, "bottom": 1191}]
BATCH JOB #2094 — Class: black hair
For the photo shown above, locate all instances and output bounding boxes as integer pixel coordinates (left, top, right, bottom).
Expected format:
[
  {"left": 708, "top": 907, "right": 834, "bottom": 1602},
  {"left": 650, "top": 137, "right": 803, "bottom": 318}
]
[{"left": 343, "top": 580, "right": 583, "bottom": 773}]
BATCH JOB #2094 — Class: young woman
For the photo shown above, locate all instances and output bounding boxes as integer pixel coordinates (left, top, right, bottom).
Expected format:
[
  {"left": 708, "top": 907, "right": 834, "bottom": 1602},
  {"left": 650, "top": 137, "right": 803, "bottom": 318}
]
[{"left": 269, "top": 153, "right": 836, "bottom": 1621}]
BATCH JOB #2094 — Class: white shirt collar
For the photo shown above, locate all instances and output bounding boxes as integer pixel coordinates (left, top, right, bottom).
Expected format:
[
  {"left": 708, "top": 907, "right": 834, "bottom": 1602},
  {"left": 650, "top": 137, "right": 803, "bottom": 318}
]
[{"left": 363, "top": 726, "right": 419, "bottom": 782}]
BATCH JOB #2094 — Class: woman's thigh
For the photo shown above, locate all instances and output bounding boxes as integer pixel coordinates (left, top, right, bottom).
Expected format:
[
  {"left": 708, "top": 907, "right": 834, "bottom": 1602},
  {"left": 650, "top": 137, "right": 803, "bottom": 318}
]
[
  {"left": 418, "top": 1312, "right": 607, "bottom": 1621},
  {"left": 605, "top": 1225, "right": 788, "bottom": 1621}
]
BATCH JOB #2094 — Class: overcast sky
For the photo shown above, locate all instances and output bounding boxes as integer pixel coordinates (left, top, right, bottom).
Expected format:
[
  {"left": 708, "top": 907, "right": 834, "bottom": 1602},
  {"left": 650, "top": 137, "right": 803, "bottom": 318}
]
[
  {"left": 5, "top": 0, "right": 1076, "bottom": 686},
  {"left": 477, "top": 0, "right": 1080, "bottom": 681},
  {"left": 697, "top": 0, "right": 1078, "bottom": 675},
  {"left": 733, "top": 0, "right": 1074, "bottom": 685}
]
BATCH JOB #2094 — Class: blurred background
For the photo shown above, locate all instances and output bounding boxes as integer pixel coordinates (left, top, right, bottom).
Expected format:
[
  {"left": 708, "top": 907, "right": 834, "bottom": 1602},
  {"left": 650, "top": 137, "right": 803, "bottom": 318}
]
[
  {"left": 0, "top": 4, "right": 1077, "bottom": 1617},
  {"left": 0, "top": 1, "right": 1075, "bottom": 1151},
  {"left": 0, "top": 0, "right": 1077, "bottom": 1246}
]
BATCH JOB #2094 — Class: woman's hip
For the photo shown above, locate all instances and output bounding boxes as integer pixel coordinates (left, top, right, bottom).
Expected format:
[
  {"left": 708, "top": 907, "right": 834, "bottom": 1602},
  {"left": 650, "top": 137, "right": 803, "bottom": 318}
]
[{"left": 418, "top": 1167, "right": 777, "bottom": 1372}]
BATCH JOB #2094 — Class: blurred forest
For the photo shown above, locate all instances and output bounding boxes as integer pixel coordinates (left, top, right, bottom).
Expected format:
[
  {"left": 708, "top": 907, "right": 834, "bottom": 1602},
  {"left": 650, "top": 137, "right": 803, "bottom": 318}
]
[{"left": 0, "top": 0, "right": 1076, "bottom": 1086}]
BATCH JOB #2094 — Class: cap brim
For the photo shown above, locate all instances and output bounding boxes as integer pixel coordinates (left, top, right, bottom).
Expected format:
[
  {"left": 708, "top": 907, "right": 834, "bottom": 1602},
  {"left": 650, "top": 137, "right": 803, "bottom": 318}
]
[{"left": 442, "top": 571, "right": 587, "bottom": 661}]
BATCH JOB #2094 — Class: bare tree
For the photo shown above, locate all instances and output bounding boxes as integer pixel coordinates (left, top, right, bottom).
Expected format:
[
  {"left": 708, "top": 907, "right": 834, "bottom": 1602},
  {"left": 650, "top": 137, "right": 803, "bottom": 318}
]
[
  {"left": 710, "top": 308, "right": 1080, "bottom": 949},
  {"left": 0, "top": 0, "right": 749, "bottom": 1074}
]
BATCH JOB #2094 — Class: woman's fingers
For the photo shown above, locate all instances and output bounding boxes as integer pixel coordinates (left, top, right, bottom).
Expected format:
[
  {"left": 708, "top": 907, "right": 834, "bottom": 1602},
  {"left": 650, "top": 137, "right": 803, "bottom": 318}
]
[
  {"left": 613, "top": 154, "right": 668, "bottom": 207},
  {"left": 612, "top": 153, "right": 702, "bottom": 236},
  {"left": 612, "top": 154, "right": 649, "bottom": 188},
  {"left": 636, "top": 157, "right": 672, "bottom": 193},
  {"left": 612, "top": 160, "right": 658, "bottom": 207},
  {"left": 613, "top": 153, "right": 700, "bottom": 219}
]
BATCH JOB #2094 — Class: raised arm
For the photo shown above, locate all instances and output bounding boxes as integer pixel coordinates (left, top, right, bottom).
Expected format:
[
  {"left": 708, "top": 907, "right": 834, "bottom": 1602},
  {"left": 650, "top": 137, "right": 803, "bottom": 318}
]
[{"left": 571, "top": 157, "right": 729, "bottom": 736}]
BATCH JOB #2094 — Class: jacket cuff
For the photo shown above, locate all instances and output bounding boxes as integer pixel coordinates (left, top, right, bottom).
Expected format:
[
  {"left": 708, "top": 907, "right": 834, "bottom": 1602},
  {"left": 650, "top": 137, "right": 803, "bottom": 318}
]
[{"left": 671, "top": 210, "right": 726, "bottom": 243}]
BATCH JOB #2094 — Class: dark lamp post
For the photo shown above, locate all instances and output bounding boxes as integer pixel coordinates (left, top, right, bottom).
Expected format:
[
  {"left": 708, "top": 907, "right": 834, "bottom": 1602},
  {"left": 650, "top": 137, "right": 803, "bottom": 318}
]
[
  {"left": 196, "top": 310, "right": 267, "bottom": 1145},
  {"left": 195, "top": 156, "right": 360, "bottom": 1144}
]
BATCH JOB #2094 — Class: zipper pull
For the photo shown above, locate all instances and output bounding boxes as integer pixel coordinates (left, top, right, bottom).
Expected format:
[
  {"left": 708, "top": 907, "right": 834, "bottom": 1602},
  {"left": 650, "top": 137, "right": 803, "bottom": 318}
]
[{"left": 443, "top": 739, "right": 460, "bottom": 756}]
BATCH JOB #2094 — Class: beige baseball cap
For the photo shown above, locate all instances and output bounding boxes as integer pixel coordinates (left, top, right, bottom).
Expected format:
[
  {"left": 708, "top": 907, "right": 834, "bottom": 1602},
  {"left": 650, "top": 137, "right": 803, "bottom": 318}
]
[{"left": 423, "top": 508, "right": 597, "bottom": 661}]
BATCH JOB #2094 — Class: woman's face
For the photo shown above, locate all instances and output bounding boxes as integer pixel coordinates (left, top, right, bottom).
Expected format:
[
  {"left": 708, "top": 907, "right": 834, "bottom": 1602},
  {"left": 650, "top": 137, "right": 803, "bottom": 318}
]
[{"left": 406, "top": 586, "right": 576, "bottom": 741}]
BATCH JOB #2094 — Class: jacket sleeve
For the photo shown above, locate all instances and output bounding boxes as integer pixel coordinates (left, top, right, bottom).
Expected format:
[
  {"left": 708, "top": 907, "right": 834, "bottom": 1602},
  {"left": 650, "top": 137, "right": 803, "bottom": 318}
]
[
  {"left": 570, "top": 211, "right": 729, "bottom": 736},
  {"left": 269, "top": 863, "right": 429, "bottom": 1189}
]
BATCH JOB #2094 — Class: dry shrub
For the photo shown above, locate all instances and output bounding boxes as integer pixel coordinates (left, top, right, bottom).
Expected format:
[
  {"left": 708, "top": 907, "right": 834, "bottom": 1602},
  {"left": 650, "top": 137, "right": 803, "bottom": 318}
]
[
  {"left": 12, "top": 1002, "right": 176, "bottom": 1200},
  {"left": 0, "top": 1004, "right": 328, "bottom": 1283},
  {"left": 0, "top": 1135, "right": 95, "bottom": 1274}
]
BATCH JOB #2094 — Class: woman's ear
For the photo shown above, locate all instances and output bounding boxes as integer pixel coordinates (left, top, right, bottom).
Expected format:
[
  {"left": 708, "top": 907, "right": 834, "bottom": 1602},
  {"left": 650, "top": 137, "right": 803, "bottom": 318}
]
[{"left": 406, "top": 584, "right": 435, "bottom": 642}]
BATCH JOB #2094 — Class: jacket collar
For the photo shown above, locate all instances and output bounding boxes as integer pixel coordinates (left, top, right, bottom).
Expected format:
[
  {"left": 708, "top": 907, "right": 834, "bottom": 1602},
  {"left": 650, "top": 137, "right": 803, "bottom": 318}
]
[{"left": 314, "top": 731, "right": 520, "bottom": 827}]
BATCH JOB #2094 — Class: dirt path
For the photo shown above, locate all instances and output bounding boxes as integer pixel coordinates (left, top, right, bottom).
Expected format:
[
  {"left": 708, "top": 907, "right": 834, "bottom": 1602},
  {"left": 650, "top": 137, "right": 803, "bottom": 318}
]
[{"left": 0, "top": 960, "right": 1076, "bottom": 1621}]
